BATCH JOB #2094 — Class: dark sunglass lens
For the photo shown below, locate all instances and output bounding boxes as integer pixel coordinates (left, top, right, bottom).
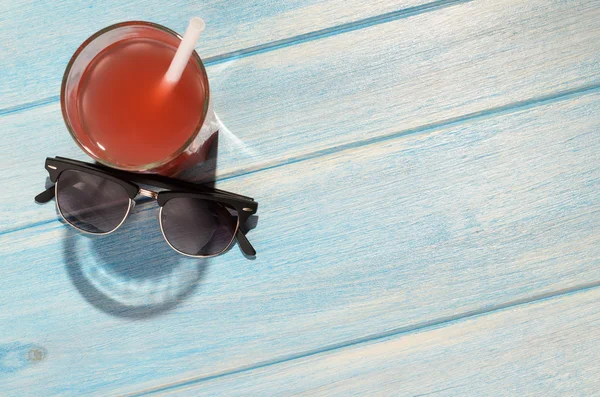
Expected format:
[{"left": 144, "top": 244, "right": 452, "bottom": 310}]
[
  {"left": 56, "top": 170, "right": 131, "bottom": 233},
  {"left": 160, "top": 198, "right": 238, "bottom": 256}
]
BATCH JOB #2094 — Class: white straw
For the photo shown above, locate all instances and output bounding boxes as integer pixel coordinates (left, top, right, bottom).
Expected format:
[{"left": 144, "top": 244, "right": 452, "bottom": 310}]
[{"left": 165, "top": 17, "right": 205, "bottom": 84}]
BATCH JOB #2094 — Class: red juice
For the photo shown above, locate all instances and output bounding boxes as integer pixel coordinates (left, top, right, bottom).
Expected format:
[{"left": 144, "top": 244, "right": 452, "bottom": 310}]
[{"left": 77, "top": 37, "right": 206, "bottom": 168}]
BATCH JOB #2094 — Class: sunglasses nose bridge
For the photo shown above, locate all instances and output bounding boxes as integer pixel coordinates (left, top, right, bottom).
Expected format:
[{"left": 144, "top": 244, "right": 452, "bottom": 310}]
[{"left": 137, "top": 188, "right": 159, "bottom": 200}]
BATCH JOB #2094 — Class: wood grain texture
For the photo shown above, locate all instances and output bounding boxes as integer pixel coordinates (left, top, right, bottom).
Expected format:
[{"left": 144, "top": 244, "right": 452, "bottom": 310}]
[
  {"left": 1, "top": 0, "right": 599, "bottom": 233},
  {"left": 2, "top": 0, "right": 599, "bottom": 395},
  {"left": 1, "top": 93, "right": 598, "bottom": 396},
  {"left": 171, "top": 287, "right": 600, "bottom": 396},
  {"left": 0, "top": 0, "right": 429, "bottom": 109}
]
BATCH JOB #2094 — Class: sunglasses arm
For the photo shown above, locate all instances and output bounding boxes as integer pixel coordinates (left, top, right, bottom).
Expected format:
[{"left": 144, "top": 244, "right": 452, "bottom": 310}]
[
  {"left": 35, "top": 185, "right": 56, "bottom": 204},
  {"left": 236, "top": 229, "right": 256, "bottom": 257}
]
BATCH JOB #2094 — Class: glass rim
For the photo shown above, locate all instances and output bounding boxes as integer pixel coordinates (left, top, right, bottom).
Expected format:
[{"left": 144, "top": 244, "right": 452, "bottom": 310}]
[{"left": 60, "top": 20, "right": 211, "bottom": 172}]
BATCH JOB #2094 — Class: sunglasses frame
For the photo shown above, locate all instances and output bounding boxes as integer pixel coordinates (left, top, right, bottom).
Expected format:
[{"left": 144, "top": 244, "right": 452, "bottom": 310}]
[{"left": 36, "top": 156, "right": 258, "bottom": 257}]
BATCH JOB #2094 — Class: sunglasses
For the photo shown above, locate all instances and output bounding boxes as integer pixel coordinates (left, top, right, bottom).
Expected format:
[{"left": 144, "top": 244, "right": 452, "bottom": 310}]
[{"left": 35, "top": 157, "right": 258, "bottom": 258}]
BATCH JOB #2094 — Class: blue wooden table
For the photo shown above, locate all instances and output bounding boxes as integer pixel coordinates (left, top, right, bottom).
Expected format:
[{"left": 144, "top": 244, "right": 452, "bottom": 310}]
[{"left": 1, "top": 0, "right": 599, "bottom": 395}]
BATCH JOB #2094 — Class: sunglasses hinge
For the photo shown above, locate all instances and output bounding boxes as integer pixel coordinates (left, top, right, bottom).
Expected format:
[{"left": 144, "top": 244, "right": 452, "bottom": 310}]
[{"left": 138, "top": 188, "right": 159, "bottom": 200}]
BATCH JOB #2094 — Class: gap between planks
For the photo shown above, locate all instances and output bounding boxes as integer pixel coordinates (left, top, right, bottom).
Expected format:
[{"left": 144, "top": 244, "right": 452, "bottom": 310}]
[
  {"left": 0, "top": 0, "right": 469, "bottom": 117},
  {"left": 124, "top": 279, "right": 600, "bottom": 396},
  {"left": 2, "top": 81, "right": 599, "bottom": 238}
]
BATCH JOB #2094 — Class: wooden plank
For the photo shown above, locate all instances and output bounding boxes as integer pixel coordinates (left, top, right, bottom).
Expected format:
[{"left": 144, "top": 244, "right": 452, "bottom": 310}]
[
  {"left": 170, "top": 287, "right": 600, "bottom": 396},
  {"left": 1, "top": 93, "right": 598, "bottom": 396},
  {"left": 1, "top": 0, "right": 599, "bottom": 233},
  {"left": 0, "top": 0, "right": 429, "bottom": 110}
]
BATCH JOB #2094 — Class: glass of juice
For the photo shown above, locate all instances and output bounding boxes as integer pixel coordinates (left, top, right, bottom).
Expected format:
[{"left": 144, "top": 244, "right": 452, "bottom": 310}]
[{"left": 61, "top": 21, "right": 217, "bottom": 175}]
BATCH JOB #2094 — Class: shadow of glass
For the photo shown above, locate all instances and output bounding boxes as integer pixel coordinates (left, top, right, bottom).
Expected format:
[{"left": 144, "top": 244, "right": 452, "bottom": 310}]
[
  {"left": 176, "top": 130, "right": 219, "bottom": 185},
  {"left": 57, "top": 120, "right": 259, "bottom": 318},
  {"left": 61, "top": 132, "right": 221, "bottom": 319},
  {"left": 62, "top": 205, "right": 208, "bottom": 319}
]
